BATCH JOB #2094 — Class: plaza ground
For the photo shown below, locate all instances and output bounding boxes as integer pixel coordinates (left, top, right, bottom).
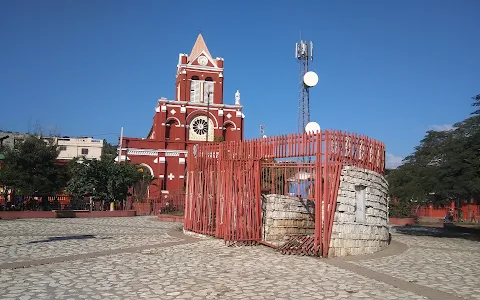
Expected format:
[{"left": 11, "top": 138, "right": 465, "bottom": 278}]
[{"left": 0, "top": 217, "right": 478, "bottom": 300}]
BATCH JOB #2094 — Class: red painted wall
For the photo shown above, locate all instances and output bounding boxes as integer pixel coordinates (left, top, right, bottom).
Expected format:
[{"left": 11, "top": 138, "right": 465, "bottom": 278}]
[
  {"left": 415, "top": 200, "right": 479, "bottom": 221},
  {"left": 119, "top": 37, "right": 244, "bottom": 198}
]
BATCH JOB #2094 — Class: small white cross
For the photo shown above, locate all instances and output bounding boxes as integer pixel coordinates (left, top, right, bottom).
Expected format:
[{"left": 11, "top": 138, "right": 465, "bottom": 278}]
[{"left": 167, "top": 173, "right": 175, "bottom": 180}]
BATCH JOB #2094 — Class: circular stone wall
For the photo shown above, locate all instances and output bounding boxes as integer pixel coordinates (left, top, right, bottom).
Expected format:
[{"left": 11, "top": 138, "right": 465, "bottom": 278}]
[{"left": 328, "top": 166, "right": 389, "bottom": 257}]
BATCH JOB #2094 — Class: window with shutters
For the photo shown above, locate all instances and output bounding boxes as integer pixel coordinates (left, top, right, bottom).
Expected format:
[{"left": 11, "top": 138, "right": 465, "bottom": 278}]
[
  {"left": 190, "top": 76, "right": 200, "bottom": 103},
  {"left": 204, "top": 77, "right": 214, "bottom": 104}
]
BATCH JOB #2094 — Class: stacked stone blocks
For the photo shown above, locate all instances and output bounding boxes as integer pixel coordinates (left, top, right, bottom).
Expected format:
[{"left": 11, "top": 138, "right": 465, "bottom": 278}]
[
  {"left": 262, "top": 195, "right": 315, "bottom": 245},
  {"left": 261, "top": 166, "right": 390, "bottom": 257},
  {"left": 329, "top": 166, "right": 389, "bottom": 257}
]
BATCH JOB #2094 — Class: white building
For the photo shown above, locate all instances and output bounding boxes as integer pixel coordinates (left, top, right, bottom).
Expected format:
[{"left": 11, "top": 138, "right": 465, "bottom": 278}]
[{"left": 55, "top": 137, "right": 104, "bottom": 161}]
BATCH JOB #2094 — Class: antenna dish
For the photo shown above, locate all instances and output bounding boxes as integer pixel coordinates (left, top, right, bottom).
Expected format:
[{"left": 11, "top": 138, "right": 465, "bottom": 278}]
[
  {"left": 305, "top": 121, "right": 321, "bottom": 134},
  {"left": 262, "top": 135, "right": 267, "bottom": 139},
  {"left": 303, "top": 71, "right": 318, "bottom": 87}
]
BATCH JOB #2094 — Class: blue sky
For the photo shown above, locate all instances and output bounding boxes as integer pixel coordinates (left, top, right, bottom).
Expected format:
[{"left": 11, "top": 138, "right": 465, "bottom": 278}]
[{"left": 1, "top": 0, "right": 479, "bottom": 168}]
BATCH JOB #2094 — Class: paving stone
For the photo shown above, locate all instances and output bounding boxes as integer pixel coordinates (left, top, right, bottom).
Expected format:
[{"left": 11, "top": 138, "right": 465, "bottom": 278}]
[
  {"left": 0, "top": 217, "right": 477, "bottom": 299},
  {"left": 350, "top": 226, "right": 480, "bottom": 300}
]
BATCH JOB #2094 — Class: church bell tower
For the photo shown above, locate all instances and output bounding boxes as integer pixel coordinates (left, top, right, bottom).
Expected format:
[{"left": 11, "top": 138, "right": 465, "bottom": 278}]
[{"left": 175, "top": 34, "right": 225, "bottom": 105}]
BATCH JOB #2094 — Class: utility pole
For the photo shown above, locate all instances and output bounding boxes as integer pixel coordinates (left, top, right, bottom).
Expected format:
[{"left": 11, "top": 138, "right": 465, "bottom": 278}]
[
  {"left": 117, "top": 127, "right": 124, "bottom": 164},
  {"left": 206, "top": 92, "right": 213, "bottom": 142}
]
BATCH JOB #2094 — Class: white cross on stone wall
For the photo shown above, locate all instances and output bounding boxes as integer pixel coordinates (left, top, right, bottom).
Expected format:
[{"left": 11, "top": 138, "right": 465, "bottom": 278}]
[{"left": 167, "top": 173, "right": 175, "bottom": 180}]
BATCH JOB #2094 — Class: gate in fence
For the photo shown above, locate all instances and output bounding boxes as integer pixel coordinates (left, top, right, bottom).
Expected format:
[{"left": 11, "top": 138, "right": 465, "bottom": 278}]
[{"left": 184, "top": 130, "right": 385, "bottom": 257}]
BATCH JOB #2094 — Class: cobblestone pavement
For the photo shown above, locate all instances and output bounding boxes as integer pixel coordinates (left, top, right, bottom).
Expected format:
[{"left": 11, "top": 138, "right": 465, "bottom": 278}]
[
  {"left": 0, "top": 217, "right": 478, "bottom": 299},
  {"left": 350, "top": 226, "right": 480, "bottom": 300},
  {"left": 0, "top": 217, "right": 183, "bottom": 265}
]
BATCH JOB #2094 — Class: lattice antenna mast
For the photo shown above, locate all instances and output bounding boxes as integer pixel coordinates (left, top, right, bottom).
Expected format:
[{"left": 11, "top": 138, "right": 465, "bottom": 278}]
[
  {"left": 260, "top": 124, "right": 265, "bottom": 138},
  {"left": 295, "top": 40, "right": 314, "bottom": 134}
]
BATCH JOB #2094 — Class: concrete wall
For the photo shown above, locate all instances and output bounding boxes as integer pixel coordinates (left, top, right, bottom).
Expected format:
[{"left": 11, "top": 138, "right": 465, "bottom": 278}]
[
  {"left": 261, "top": 166, "right": 390, "bottom": 257},
  {"left": 329, "top": 166, "right": 389, "bottom": 257},
  {"left": 56, "top": 137, "right": 104, "bottom": 160},
  {"left": 0, "top": 131, "right": 28, "bottom": 149}
]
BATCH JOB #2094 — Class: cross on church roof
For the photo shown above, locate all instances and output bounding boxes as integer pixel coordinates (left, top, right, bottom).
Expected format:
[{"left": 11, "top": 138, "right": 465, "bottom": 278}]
[{"left": 188, "top": 34, "right": 212, "bottom": 62}]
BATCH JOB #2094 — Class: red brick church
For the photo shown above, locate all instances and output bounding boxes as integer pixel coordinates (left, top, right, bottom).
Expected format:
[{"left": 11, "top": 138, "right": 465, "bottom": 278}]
[{"left": 120, "top": 34, "right": 245, "bottom": 198}]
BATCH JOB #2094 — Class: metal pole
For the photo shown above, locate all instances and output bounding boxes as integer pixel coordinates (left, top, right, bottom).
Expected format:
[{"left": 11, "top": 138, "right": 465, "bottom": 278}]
[
  {"left": 117, "top": 127, "right": 124, "bottom": 164},
  {"left": 206, "top": 92, "right": 212, "bottom": 142}
]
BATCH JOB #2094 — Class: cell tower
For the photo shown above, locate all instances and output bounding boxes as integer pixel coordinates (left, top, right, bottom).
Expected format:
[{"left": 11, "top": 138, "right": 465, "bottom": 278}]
[
  {"left": 260, "top": 124, "right": 267, "bottom": 139},
  {"left": 295, "top": 40, "right": 318, "bottom": 134}
]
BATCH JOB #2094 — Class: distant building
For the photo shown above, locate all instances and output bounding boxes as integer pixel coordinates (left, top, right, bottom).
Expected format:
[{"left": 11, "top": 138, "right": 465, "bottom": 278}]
[
  {"left": 0, "top": 131, "right": 28, "bottom": 149},
  {"left": 0, "top": 131, "right": 104, "bottom": 161},
  {"left": 55, "top": 137, "right": 104, "bottom": 161}
]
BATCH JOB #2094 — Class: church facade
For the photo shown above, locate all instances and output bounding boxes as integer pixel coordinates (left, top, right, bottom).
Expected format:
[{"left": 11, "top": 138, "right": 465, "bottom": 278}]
[{"left": 120, "top": 34, "right": 245, "bottom": 198}]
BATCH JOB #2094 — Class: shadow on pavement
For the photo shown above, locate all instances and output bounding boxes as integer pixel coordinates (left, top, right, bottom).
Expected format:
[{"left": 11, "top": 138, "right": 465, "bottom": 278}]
[
  {"left": 394, "top": 225, "right": 480, "bottom": 242},
  {"left": 28, "top": 235, "right": 97, "bottom": 244}
]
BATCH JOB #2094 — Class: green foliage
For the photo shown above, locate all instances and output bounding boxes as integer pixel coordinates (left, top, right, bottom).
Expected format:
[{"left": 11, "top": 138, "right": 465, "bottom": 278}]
[
  {"left": 471, "top": 94, "right": 480, "bottom": 116},
  {"left": 101, "top": 140, "right": 118, "bottom": 162},
  {"left": 0, "top": 135, "right": 66, "bottom": 195},
  {"left": 389, "top": 198, "right": 414, "bottom": 218},
  {"left": 66, "top": 159, "right": 151, "bottom": 203},
  {"left": 388, "top": 94, "right": 480, "bottom": 204},
  {"left": 132, "top": 166, "right": 156, "bottom": 202}
]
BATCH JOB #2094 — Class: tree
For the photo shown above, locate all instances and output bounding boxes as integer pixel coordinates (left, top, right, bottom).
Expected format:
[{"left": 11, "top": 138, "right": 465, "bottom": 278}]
[
  {"left": 0, "top": 135, "right": 66, "bottom": 196},
  {"left": 388, "top": 94, "right": 480, "bottom": 205},
  {"left": 66, "top": 159, "right": 149, "bottom": 209},
  {"left": 133, "top": 166, "right": 156, "bottom": 201},
  {"left": 101, "top": 140, "right": 118, "bottom": 162},
  {"left": 471, "top": 93, "right": 480, "bottom": 116}
]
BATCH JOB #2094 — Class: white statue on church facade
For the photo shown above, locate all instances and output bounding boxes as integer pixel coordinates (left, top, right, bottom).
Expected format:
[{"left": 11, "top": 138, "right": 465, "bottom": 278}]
[{"left": 235, "top": 90, "right": 241, "bottom": 105}]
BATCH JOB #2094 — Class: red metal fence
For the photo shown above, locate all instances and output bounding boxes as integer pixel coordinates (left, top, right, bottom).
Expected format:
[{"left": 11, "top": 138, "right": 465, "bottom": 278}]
[
  {"left": 132, "top": 191, "right": 186, "bottom": 216},
  {"left": 261, "top": 162, "right": 316, "bottom": 199},
  {"left": 0, "top": 194, "right": 72, "bottom": 210},
  {"left": 1, "top": 192, "right": 186, "bottom": 215},
  {"left": 184, "top": 130, "right": 385, "bottom": 257}
]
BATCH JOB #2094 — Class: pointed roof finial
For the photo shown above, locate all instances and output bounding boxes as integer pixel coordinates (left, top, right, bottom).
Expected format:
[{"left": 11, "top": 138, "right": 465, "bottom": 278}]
[{"left": 188, "top": 34, "right": 212, "bottom": 62}]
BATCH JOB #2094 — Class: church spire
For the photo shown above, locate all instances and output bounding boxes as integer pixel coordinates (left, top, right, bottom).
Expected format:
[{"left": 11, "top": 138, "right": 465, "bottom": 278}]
[{"left": 188, "top": 34, "right": 212, "bottom": 62}]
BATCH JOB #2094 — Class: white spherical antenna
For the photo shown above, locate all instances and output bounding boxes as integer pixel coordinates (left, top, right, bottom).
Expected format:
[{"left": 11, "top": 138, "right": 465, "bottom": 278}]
[
  {"left": 303, "top": 71, "right": 319, "bottom": 87},
  {"left": 305, "top": 121, "right": 321, "bottom": 134},
  {"left": 262, "top": 135, "right": 267, "bottom": 139}
]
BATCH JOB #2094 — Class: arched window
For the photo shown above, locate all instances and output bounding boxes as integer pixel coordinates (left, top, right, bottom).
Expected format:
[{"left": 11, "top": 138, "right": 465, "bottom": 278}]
[
  {"left": 223, "top": 123, "right": 235, "bottom": 142},
  {"left": 165, "top": 119, "right": 180, "bottom": 147},
  {"left": 204, "top": 77, "right": 214, "bottom": 104},
  {"left": 133, "top": 164, "right": 154, "bottom": 201},
  {"left": 165, "top": 120, "right": 175, "bottom": 140},
  {"left": 190, "top": 76, "right": 200, "bottom": 103}
]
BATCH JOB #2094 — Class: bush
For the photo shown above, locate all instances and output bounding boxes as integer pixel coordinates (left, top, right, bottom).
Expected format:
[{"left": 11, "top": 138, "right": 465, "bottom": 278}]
[{"left": 389, "top": 198, "right": 413, "bottom": 218}]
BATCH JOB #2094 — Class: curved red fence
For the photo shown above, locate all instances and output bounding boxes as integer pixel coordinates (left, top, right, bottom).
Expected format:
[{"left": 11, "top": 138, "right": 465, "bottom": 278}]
[{"left": 184, "top": 130, "right": 385, "bottom": 257}]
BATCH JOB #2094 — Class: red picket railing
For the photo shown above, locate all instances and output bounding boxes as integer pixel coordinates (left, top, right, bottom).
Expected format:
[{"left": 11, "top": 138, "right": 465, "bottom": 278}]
[
  {"left": 261, "top": 162, "right": 316, "bottom": 199},
  {"left": 184, "top": 130, "right": 385, "bottom": 257},
  {"left": 132, "top": 191, "right": 186, "bottom": 216}
]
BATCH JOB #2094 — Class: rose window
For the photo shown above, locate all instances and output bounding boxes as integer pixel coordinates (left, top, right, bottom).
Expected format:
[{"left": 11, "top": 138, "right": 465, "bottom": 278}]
[{"left": 192, "top": 118, "right": 208, "bottom": 135}]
